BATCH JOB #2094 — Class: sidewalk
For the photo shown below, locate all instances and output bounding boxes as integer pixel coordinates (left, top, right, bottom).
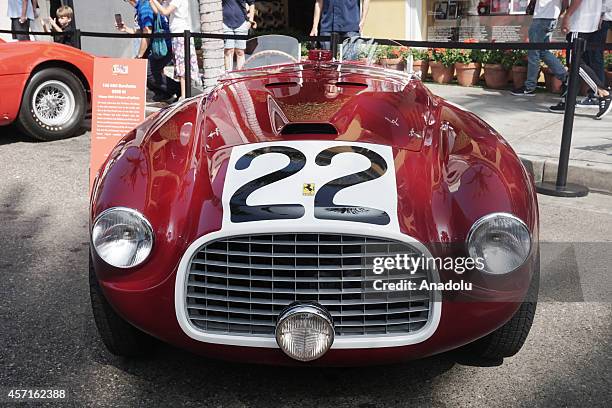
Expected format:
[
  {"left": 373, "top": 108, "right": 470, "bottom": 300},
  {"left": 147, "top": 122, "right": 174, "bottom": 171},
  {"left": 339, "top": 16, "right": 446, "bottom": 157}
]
[{"left": 428, "top": 84, "right": 612, "bottom": 193}]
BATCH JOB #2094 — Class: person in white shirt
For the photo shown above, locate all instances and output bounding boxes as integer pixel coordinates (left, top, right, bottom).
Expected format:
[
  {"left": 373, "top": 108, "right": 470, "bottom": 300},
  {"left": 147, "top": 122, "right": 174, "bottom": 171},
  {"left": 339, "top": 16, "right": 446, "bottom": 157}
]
[
  {"left": 7, "top": 0, "right": 38, "bottom": 41},
  {"left": 549, "top": 0, "right": 611, "bottom": 119},
  {"left": 149, "top": 0, "right": 201, "bottom": 100},
  {"left": 512, "top": 0, "right": 568, "bottom": 96},
  {"left": 578, "top": 0, "right": 612, "bottom": 105}
]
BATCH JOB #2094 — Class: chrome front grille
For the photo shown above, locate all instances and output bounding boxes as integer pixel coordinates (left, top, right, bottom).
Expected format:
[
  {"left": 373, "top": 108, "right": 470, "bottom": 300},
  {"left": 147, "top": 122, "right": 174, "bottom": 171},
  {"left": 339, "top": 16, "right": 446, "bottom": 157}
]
[{"left": 184, "top": 234, "right": 434, "bottom": 337}]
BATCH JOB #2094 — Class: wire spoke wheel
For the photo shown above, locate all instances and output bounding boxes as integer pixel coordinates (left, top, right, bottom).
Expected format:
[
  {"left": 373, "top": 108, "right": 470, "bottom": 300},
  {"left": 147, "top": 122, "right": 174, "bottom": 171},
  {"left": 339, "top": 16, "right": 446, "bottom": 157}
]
[{"left": 31, "top": 80, "right": 76, "bottom": 128}]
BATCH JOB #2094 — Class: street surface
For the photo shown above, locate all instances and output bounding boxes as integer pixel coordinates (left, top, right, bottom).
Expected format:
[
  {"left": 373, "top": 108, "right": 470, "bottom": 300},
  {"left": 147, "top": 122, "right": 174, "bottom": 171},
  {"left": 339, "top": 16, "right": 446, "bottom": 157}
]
[{"left": 0, "top": 127, "right": 610, "bottom": 407}]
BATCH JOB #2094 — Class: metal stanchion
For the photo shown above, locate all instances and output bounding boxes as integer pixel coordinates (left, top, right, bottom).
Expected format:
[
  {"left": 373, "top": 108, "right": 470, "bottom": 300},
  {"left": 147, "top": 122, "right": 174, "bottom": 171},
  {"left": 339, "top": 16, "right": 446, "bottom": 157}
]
[
  {"left": 184, "top": 30, "right": 192, "bottom": 98},
  {"left": 330, "top": 32, "right": 340, "bottom": 61},
  {"left": 536, "top": 37, "right": 589, "bottom": 197},
  {"left": 75, "top": 29, "right": 82, "bottom": 50}
]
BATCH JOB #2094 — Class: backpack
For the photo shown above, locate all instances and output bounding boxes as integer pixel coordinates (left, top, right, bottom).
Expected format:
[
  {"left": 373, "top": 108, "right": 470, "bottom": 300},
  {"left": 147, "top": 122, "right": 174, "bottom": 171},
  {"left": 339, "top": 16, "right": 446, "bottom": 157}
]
[{"left": 151, "top": 14, "right": 168, "bottom": 59}]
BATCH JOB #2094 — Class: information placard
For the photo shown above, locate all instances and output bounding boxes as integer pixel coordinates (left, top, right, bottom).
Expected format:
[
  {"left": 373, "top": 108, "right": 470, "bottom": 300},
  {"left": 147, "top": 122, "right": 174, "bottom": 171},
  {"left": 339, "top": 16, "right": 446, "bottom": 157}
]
[{"left": 90, "top": 57, "right": 147, "bottom": 189}]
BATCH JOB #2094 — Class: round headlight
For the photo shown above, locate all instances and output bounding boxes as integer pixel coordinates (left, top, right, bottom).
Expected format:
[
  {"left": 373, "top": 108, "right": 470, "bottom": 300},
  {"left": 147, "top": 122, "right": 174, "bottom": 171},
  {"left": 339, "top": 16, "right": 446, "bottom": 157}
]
[
  {"left": 275, "top": 303, "right": 334, "bottom": 362},
  {"left": 467, "top": 213, "right": 531, "bottom": 275},
  {"left": 91, "top": 207, "right": 154, "bottom": 269}
]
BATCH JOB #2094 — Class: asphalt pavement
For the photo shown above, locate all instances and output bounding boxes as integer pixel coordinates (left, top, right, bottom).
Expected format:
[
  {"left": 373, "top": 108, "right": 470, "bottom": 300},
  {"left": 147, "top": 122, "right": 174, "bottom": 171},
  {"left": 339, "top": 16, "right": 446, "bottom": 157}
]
[{"left": 0, "top": 126, "right": 610, "bottom": 407}]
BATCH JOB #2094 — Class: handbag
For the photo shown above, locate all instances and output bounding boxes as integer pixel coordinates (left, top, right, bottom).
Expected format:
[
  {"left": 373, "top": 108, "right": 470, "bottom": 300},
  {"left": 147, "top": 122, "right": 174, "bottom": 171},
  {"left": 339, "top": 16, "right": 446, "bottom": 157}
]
[{"left": 151, "top": 14, "right": 168, "bottom": 59}]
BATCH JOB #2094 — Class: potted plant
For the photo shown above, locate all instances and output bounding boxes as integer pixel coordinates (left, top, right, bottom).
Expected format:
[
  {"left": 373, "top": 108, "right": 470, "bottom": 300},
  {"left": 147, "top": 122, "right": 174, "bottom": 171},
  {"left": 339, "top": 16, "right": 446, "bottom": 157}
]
[
  {"left": 481, "top": 49, "right": 513, "bottom": 89},
  {"left": 406, "top": 48, "right": 431, "bottom": 78},
  {"left": 511, "top": 50, "right": 529, "bottom": 89},
  {"left": 453, "top": 41, "right": 482, "bottom": 87},
  {"left": 430, "top": 48, "right": 456, "bottom": 84},
  {"left": 543, "top": 50, "right": 566, "bottom": 94},
  {"left": 377, "top": 46, "right": 404, "bottom": 70},
  {"left": 195, "top": 37, "right": 204, "bottom": 70}
]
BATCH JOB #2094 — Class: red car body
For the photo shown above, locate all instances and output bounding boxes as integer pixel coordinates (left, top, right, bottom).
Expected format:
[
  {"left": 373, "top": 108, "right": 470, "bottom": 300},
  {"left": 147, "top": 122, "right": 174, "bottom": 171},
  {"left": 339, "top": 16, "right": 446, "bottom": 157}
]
[
  {"left": 90, "top": 61, "right": 539, "bottom": 365},
  {"left": 0, "top": 39, "right": 93, "bottom": 137}
]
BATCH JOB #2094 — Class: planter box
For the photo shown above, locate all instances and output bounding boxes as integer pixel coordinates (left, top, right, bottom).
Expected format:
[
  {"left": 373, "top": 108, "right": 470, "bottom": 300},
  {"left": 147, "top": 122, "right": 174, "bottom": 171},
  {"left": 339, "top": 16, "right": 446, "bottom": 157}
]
[
  {"left": 484, "top": 64, "right": 510, "bottom": 89},
  {"left": 455, "top": 62, "right": 482, "bottom": 87},
  {"left": 430, "top": 61, "right": 455, "bottom": 84}
]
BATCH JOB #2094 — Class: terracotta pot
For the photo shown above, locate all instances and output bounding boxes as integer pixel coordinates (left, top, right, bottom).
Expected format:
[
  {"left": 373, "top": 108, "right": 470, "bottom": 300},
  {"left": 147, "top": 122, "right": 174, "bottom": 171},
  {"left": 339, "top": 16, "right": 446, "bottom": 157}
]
[
  {"left": 379, "top": 57, "right": 404, "bottom": 71},
  {"left": 607, "top": 70, "right": 612, "bottom": 87},
  {"left": 484, "top": 64, "right": 510, "bottom": 89},
  {"left": 430, "top": 61, "right": 455, "bottom": 84},
  {"left": 455, "top": 62, "right": 482, "bottom": 87},
  {"left": 511, "top": 65, "right": 528, "bottom": 89},
  {"left": 543, "top": 67, "right": 563, "bottom": 94},
  {"left": 196, "top": 49, "right": 204, "bottom": 69},
  {"left": 412, "top": 59, "right": 430, "bottom": 79}
]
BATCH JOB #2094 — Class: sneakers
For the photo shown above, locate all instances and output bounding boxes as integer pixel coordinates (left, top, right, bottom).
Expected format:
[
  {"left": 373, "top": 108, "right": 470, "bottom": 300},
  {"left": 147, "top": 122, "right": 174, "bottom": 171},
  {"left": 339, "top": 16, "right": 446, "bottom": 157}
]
[
  {"left": 548, "top": 101, "right": 566, "bottom": 113},
  {"left": 576, "top": 95, "right": 600, "bottom": 109},
  {"left": 511, "top": 86, "right": 536, "bottom": 96},
  {"left": 595, "top": 94, "right": 612, "bottom": 120}
]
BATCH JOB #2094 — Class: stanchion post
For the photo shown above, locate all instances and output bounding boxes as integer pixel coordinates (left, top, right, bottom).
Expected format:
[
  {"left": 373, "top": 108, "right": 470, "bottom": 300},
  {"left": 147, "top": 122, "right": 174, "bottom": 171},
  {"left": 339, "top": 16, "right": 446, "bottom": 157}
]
[
  {"left": 536, "top": 37, "right": 588, "bottom": 197},
  {"left": 75, "top": 29, "right": 81, "bottom": 50},
  {"left": 184, "top": 30, "right": 191, "bottom": 98},
  {"left": 330, "top": 32, "right": 340, "bottom": 61}
]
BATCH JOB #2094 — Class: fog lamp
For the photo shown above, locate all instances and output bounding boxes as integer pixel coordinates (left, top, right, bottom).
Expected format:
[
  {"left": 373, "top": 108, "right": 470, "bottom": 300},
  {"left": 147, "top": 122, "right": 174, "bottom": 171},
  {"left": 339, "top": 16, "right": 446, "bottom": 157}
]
[{"left": 275, "top": 303, "right": 334, "bottom": 362}]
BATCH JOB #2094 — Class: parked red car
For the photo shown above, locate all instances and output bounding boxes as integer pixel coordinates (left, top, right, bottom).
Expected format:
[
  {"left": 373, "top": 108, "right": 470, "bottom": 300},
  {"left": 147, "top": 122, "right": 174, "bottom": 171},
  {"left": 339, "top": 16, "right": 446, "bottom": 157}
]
[
  {"left": 0, "top": 39, "right": 93, "bottom": 141},
  {"left": 89, "top": 38, "right": 539, "bottom": 365}
]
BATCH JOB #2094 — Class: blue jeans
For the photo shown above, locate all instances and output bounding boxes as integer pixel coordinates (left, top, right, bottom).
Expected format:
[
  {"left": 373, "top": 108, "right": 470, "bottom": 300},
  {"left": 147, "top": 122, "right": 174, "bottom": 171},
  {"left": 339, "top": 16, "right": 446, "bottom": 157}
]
[
  {"left": 525, "top": 19, "right": 567, "bottom": 91},
  {"left": 585, "top": 20, "right": 611, "bottom": 86}
]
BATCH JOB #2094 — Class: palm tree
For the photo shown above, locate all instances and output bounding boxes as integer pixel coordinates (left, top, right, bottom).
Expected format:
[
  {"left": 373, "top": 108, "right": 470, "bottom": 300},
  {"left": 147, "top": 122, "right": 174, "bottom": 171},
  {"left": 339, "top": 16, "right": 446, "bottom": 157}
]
[{"left": 199, "top": 0, "right": 224, "bottom": 94}]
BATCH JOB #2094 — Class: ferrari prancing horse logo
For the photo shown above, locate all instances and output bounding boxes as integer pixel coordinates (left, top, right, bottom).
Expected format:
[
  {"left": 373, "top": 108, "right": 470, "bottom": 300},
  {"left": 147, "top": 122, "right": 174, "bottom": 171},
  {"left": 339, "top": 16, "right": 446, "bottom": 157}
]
[{"left": 303, "top": 183, "right": 315, "bottom": 196}]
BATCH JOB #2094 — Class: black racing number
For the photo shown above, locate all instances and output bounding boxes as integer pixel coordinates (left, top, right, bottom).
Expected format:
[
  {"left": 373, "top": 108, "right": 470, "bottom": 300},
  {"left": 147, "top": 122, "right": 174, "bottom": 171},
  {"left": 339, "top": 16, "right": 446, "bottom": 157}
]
[
  {"left": 230, "top": 146, "right": 306, "bottom": 223},
  {"left": 314, "top": 146, "right": 390, "bottom": 225}
]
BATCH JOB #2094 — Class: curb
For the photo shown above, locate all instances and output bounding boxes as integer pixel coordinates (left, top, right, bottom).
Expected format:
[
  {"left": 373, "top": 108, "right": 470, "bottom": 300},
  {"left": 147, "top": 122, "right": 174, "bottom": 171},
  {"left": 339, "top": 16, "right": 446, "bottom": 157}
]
[{"left": 520, "top": 155, "right": 612, "bottom": 194}]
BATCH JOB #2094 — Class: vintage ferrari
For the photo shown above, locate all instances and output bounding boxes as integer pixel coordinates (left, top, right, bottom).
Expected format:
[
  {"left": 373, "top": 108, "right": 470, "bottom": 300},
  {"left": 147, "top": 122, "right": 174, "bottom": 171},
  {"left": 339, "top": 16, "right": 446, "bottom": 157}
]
[
  {"left": 0, "top": 38, "right": 93, "bottom": 141},
  {"left": 89, "top": 37, "right": 539, "bottom": 365}
]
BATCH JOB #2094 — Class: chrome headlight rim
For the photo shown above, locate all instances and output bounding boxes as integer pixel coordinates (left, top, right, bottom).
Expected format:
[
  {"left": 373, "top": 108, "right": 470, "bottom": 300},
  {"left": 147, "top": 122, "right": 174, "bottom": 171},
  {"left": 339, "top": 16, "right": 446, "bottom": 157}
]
[
  {"left": 91, "top": 206, "right": 154, "bottom": 269},
  {"left": 275, "top": 302, "right": 335, "bottom": 362},
  {"left": 466, "top": 212, "right": 532, "bottom": 275}
]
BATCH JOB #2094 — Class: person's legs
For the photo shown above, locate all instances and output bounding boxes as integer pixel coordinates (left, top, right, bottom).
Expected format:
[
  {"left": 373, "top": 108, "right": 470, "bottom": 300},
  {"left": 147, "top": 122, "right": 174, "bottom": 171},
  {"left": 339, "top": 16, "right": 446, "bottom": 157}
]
[
  {"left": 172, "top": 37, "right": 187, "bottom": 100},
  {"left": 233, "top": 21, "right": 250, "bottom": 70},
  {"left": 223, "top": 24, "right": 236, "bottom": 71},
  {"left": 11, "top": 18, "right": 30, "bottom": 41},
  {"left": 147, "top": 53, "right": 180, "bottom": 101}
]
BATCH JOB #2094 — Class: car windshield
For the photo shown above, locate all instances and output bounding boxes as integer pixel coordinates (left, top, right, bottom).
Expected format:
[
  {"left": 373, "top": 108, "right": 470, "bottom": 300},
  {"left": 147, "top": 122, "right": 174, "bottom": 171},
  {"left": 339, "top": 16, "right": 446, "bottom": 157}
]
[{"left": 222, "top": 35, "right": 416, "bottom": 84}]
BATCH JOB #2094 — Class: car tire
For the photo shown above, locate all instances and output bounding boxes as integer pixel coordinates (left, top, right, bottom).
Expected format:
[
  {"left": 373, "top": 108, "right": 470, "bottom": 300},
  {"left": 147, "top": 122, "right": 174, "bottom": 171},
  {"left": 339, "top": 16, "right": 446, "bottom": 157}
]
[
  {"left": 89, "top": 255, "right": 157, "bottom": 357},
  {"left": 17, "top": 67, "right": 87, "bottom": 141},
  {"left": 465, "top": 262, "right": 539, "bottom": 360}
]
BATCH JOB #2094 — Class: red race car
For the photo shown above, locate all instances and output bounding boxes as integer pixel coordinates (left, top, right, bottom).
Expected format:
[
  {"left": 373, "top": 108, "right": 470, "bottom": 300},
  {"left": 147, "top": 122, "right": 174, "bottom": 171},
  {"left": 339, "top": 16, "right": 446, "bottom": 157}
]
[
  {"left": 89, "top": 37, "right": 539, "bottom": 365},
  {"left": 0, "top": 38, "right": 93, "bottom": 141}
]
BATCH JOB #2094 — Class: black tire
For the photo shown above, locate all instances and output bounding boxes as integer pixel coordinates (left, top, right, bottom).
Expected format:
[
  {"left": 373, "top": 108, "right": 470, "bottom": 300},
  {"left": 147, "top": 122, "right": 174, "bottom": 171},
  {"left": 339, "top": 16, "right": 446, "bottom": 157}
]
[
  {"left": 17, "top": 67, "right": 87, "bottom": 141},
  {"left": 465, "top": 264, "right": 539, "bottom": 360},
  {"left": 89, "top": 255, "right": 157, "bottom": 357}
]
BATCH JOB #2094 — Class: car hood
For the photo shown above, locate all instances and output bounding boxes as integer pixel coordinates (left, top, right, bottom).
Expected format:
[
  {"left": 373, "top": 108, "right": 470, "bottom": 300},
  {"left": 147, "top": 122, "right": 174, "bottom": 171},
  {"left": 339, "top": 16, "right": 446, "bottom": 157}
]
[{"left": 203, "top": 63, "right": 432, "bottom": 153}]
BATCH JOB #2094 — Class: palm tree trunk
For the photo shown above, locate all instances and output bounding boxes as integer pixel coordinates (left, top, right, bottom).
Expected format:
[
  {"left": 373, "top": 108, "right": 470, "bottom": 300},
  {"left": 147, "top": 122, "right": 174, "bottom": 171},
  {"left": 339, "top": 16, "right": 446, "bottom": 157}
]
[{"left": 199, "top": 0, "right": 224, "bottom": 94}]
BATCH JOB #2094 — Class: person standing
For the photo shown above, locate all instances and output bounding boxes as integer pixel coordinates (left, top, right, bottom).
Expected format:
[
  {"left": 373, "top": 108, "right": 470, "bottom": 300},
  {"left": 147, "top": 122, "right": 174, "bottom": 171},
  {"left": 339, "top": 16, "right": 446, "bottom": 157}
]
[
  {"left": 512, "top": 0, "right": 568, "bottom": 96},
  {"left": 43, "top": 5, "right": 77, "bottom": 48},
  {"left": 309, "top": 0, "right": 370, "bottom": 49},
  {"left": 117, "top": 0, "right": 180, "bottom": 102},
  {"left": 149, "top": 0, "right": 201, "bottom": 100},
  {"left": 8, "top": 0, "right": 37, "bottom": 41},
  {"left": 576, "top": 0, "right": 612, "bottom": 107},
  {"left": 222, "top": 0, "right": 257, "bottom": 71},
  {"left": 549, "top": 0, "right": 611, "bottom": 120}
]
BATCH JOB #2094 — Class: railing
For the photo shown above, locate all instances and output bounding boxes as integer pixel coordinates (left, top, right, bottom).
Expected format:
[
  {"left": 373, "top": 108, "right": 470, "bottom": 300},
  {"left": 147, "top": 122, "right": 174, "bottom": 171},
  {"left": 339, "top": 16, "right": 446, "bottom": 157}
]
[{"left": 1, "top": 28, "right": 611, "bottom": 197}]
